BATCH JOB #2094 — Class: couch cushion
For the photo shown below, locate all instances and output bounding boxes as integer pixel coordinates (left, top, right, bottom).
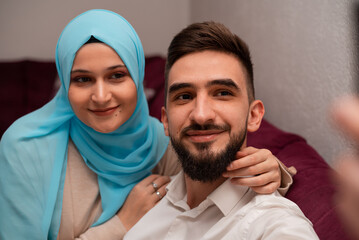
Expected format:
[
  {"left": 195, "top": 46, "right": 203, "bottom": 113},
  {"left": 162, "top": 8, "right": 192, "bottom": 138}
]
[
  {"left": 0, "top": 60, "right": 57, "bottom": 138},
  {"left": 0, "top": 61, "right": 27, "bottom": 137},
  {"left": 24, "top": 60, "right": 57, "bottom": 113},
  {"left": 144, "top": 56, "right": 166, "bottom": 120}
]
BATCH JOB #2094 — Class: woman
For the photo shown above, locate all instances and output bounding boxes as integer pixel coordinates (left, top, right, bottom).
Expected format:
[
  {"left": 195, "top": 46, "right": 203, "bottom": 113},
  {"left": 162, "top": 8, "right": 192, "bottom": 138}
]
[{"left": 0, "top": 9, "right": 290, "bottom": 239}]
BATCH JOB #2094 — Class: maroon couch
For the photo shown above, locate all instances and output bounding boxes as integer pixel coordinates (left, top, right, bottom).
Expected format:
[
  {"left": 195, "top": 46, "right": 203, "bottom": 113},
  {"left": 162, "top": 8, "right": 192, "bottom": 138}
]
[
  {"left": 247, "top": 120, "right": 347, "bottom": 239},
  {"left": 0, "top": 57, "right": 349, "bottom": 239}
]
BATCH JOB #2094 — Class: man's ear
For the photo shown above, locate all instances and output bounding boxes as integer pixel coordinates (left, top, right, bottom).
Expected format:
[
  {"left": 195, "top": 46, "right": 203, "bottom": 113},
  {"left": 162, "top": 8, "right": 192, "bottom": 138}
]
[
  {"left": 247, "top": 100, "right": 265, "bottom": 132},
  {"left": 161, "top": 106, "right": 170, "bottom": 136}
]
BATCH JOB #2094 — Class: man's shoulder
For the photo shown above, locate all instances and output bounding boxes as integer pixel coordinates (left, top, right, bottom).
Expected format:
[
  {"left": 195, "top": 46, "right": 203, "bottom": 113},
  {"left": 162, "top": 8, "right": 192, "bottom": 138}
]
[
  {"left": 252, "top": 191, "right": 299, "bottom": 208},
  {"left": 230, "top": 190, "right": 307, "bottom": 220},
  {"left": 204, "top": 190, "right": 318, "bottom": 239}
]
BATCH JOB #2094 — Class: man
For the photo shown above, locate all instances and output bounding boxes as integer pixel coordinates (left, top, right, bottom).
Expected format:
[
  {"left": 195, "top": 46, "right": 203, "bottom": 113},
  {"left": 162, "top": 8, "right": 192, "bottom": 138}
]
[{"left": 124, "top": 21, "right": 318, "bottom": 239}]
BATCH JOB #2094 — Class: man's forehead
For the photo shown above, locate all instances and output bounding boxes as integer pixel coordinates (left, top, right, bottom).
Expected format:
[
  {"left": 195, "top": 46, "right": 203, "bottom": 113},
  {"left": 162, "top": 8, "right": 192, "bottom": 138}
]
[{"left": 167, "top": 50, "right": 246, "bottom": 89}]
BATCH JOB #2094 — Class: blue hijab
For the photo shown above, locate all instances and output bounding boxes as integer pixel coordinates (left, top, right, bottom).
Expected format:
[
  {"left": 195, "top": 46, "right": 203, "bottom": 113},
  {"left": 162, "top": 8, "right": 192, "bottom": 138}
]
[{"left": 0, "top": 9, "right": 168, "bottom": 239}]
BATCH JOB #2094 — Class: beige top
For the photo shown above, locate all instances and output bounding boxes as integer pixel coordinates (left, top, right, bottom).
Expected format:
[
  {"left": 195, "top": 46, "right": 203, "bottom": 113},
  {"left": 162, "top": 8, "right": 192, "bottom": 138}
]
[{"left": 57, "top": 140, "right": 291, "bottom": 239}]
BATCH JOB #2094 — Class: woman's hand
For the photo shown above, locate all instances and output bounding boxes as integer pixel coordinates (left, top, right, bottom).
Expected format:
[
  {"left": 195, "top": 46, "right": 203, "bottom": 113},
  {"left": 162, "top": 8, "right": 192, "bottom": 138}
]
[
  {"left": 222, "top": 147, "right": 282, "bottom": 194},
  {"left": 117, "top": 174, "right": 171, "bottom": 230}
]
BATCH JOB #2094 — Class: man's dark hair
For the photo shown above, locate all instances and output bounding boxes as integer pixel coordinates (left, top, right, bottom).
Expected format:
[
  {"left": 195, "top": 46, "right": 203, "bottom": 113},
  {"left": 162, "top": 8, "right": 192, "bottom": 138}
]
[{"left": 164, "top": 21, "right": 254, "bottom": 104}]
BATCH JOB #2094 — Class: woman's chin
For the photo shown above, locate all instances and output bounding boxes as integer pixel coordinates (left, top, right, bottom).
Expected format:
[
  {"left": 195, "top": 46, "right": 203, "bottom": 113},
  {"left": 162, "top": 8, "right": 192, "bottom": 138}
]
[{"left": 92, "top": 125, "right": 117, "bottom": 133}]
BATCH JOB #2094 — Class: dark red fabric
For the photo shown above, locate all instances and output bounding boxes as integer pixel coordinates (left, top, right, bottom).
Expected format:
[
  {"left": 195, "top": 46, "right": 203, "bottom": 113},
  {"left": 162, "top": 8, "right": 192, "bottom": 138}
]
[
  {"left": 0, "top": 57, "right": 350, "bottom": 239},
  {"left": 248, "top": 120, "right": 348, "bottom": 240},
  {"left": 0, "top": 60, "right": 57, "bottom": 137},
  {"left": 24, "top": 60, "right": 57, "bottom": 113},
  {"left": 0, "top": 61, "right": 26, "bottom": 136},
  {"left": 144, "top": 56, "right": 166, "bottom": 120}
]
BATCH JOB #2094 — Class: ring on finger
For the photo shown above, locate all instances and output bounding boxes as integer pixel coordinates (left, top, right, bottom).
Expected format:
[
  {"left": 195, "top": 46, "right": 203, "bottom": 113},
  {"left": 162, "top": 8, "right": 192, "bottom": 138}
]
[
  {"left": 155, "top": 191, "right": 162, "bottom": 199},
  {"left": 152, "top": 182, "right": 158, "bottom": 191}
]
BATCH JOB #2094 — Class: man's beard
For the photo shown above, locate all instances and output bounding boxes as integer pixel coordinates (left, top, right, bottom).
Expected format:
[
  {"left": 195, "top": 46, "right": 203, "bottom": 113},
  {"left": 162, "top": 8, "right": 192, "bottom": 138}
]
[{"left": 170, "top": 123, "right": 247, "bottom": 182}]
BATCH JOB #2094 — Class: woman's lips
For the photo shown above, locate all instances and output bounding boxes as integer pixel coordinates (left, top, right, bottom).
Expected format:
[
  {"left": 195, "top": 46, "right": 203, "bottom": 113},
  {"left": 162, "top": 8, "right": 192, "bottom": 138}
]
[{"left": 90, "top": 106, "right": 119, "bottom": 116}]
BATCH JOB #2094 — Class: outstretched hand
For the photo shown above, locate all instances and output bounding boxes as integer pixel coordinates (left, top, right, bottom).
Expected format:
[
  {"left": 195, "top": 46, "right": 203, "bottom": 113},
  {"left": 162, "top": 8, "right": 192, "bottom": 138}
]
[
  {"left": 331, "top": 95, "right": 359, "bottom": 239},
  {"left": 117, "top": 174, "right": 171, "bottom": 230},
  {"left": 222, "top": 147, "right": 282, "bottom": 194}
]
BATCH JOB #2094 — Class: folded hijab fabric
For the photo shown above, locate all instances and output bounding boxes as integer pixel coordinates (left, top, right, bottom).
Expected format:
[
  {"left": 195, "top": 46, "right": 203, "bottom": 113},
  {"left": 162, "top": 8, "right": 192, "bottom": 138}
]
[{"left": 0, "top": 9, "right": 169, "bottom": 240}]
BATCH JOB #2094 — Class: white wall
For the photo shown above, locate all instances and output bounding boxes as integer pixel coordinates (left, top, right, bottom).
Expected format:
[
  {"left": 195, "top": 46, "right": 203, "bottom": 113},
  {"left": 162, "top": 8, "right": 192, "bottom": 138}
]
[
  {"left": 0, "top": 0, "right": 190, "bottom": 60},
  {"left": 191, "top": 0, "right": 356, "bottom": 165}
]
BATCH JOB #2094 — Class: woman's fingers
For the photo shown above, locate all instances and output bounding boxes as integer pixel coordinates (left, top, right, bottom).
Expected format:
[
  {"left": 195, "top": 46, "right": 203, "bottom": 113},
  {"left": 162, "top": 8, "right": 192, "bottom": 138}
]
[
  {"left": 147, "top": 175, "right": 171, "bottom": 202},
  {"left": 139, "top": 174, "right": 171, "bottom": 193},
  {"left": 117, "top": 174, "right": 171, "bottom": 230},
  {"left": 224, "top": 148, "right": 278, "bottom": 178},
  {"left": 223, "top": 147, "right": 281, "bottom": 194},
  {"left": 226, "top": 147, "right": 273, "bottom": 171},
  {"left": 151, "top": 180, "right": 169, "bottom": 203},
  {"left": 230, "top": 171, "right": 278, "bottom": 186}
]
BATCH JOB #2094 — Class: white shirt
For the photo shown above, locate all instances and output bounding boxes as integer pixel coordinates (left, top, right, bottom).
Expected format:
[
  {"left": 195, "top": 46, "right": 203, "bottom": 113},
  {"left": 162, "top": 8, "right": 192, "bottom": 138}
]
[{"left": 125, "top": 171, "right": 319, "bottom": 240}]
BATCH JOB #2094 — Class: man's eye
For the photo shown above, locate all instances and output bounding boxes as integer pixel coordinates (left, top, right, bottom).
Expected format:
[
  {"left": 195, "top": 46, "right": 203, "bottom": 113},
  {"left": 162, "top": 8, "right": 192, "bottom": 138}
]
[
  {"left": 216, "top": 90, "right": 233, "bottom": 96},
  {"left": 178, "top": 94, "right": 192, "bottom": 100}
]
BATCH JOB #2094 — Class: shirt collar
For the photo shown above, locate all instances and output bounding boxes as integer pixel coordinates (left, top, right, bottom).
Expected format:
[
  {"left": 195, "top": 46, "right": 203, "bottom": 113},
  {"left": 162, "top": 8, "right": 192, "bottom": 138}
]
[
  {"left": 207, "top": 179, "right": 249, "bottom": 216},
  {"left": 166, "top": 171, "right": 189, "bottom": 210},
  {"left": 166, "top": 171, "right": 249, "bottom": 215}
]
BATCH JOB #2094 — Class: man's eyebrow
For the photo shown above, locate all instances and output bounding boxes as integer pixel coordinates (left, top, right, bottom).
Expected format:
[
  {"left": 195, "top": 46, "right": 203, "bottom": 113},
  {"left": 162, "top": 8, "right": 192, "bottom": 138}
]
[
  {"left": 206, "top": 79, "right": 239, "bottom": 89},
  {"left": 71, "top": 64, "right": 126, "bottom": 74},
  {"left": 168, "top": 82, "right": 194, "bottom": 94}
]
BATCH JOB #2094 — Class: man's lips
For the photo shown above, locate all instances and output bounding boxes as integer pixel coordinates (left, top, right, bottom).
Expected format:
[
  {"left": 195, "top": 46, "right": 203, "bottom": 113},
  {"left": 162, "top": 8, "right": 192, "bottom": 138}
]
[
  {"left": 89, "top": 106, "right": 119, "bottom": 116},
  {"left": 185, "top": 130, "right": 225, "bottom": 143}
]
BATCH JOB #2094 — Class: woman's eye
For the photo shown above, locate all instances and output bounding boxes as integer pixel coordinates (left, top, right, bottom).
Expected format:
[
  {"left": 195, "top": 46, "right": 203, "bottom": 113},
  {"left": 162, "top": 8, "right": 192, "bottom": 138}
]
[
  {"left": 111, "top": 72, "right": 125, "bottom": 79},
  {"left": 72, "top": 77, "right": 91, "bottom": 83}
]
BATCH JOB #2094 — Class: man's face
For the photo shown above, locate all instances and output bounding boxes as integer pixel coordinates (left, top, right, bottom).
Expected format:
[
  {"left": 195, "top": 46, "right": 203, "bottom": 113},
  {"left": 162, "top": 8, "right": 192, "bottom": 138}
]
[{"left": 162, "top": 50, "right": 251, "bottom": 182}]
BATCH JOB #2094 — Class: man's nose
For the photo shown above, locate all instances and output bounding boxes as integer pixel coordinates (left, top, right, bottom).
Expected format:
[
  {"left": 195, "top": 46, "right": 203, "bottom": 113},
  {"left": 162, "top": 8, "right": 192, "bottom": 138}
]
[
  {"left": 91, "top": 80, "right": 111, "bottom": 103},
  {"left": 189, "top": 94, "right": 215, "bottom": 125}
]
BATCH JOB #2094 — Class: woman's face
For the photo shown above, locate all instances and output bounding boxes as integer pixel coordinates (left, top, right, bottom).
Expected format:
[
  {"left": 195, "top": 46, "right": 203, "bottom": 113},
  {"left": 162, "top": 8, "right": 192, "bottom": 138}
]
[{"left": 68, "top": 43, "right": 137, "bottom": 133}]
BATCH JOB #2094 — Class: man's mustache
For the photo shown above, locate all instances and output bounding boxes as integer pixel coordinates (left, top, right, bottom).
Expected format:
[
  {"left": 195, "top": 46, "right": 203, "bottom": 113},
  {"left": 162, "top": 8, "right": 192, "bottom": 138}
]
[{"left": 181, "top": 123, "right": 231, "bottom": 137}]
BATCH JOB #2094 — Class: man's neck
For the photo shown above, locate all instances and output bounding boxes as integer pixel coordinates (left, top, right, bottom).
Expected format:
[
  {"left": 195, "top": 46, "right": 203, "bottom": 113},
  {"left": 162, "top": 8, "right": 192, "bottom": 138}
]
[{"left": 184, "top": 175, "right": 227, "bottom": 209}]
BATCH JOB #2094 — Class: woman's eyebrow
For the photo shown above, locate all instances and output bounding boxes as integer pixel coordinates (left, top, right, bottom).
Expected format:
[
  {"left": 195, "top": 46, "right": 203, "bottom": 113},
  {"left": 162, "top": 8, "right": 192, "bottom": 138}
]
[
  {"left": 71, "top": 64, "right": 126, "bottom": 74},
  {"left": 206, "top": 79, "right": 239, "bottom": 89},
  {"left": 107, "top": 64, "right": 126, "bottom": 70},
  {"left": 71, "top": 69, "right": 90, "bottom": 74}
]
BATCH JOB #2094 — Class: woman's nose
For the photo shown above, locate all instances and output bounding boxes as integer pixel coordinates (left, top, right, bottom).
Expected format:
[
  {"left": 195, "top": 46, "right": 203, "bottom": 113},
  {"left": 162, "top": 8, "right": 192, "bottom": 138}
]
[{"left": 91, "top": 81, "right": 111, "bottom": 103}]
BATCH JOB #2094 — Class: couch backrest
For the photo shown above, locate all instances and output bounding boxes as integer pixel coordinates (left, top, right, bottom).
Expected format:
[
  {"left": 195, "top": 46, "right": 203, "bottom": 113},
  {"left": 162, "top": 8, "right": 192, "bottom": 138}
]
[
  {"left": 247, "top": 119, "right": 348, "bottom": 240},
  {"left": 0, "top": 60, "right": 57, "bottom": 138}
]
